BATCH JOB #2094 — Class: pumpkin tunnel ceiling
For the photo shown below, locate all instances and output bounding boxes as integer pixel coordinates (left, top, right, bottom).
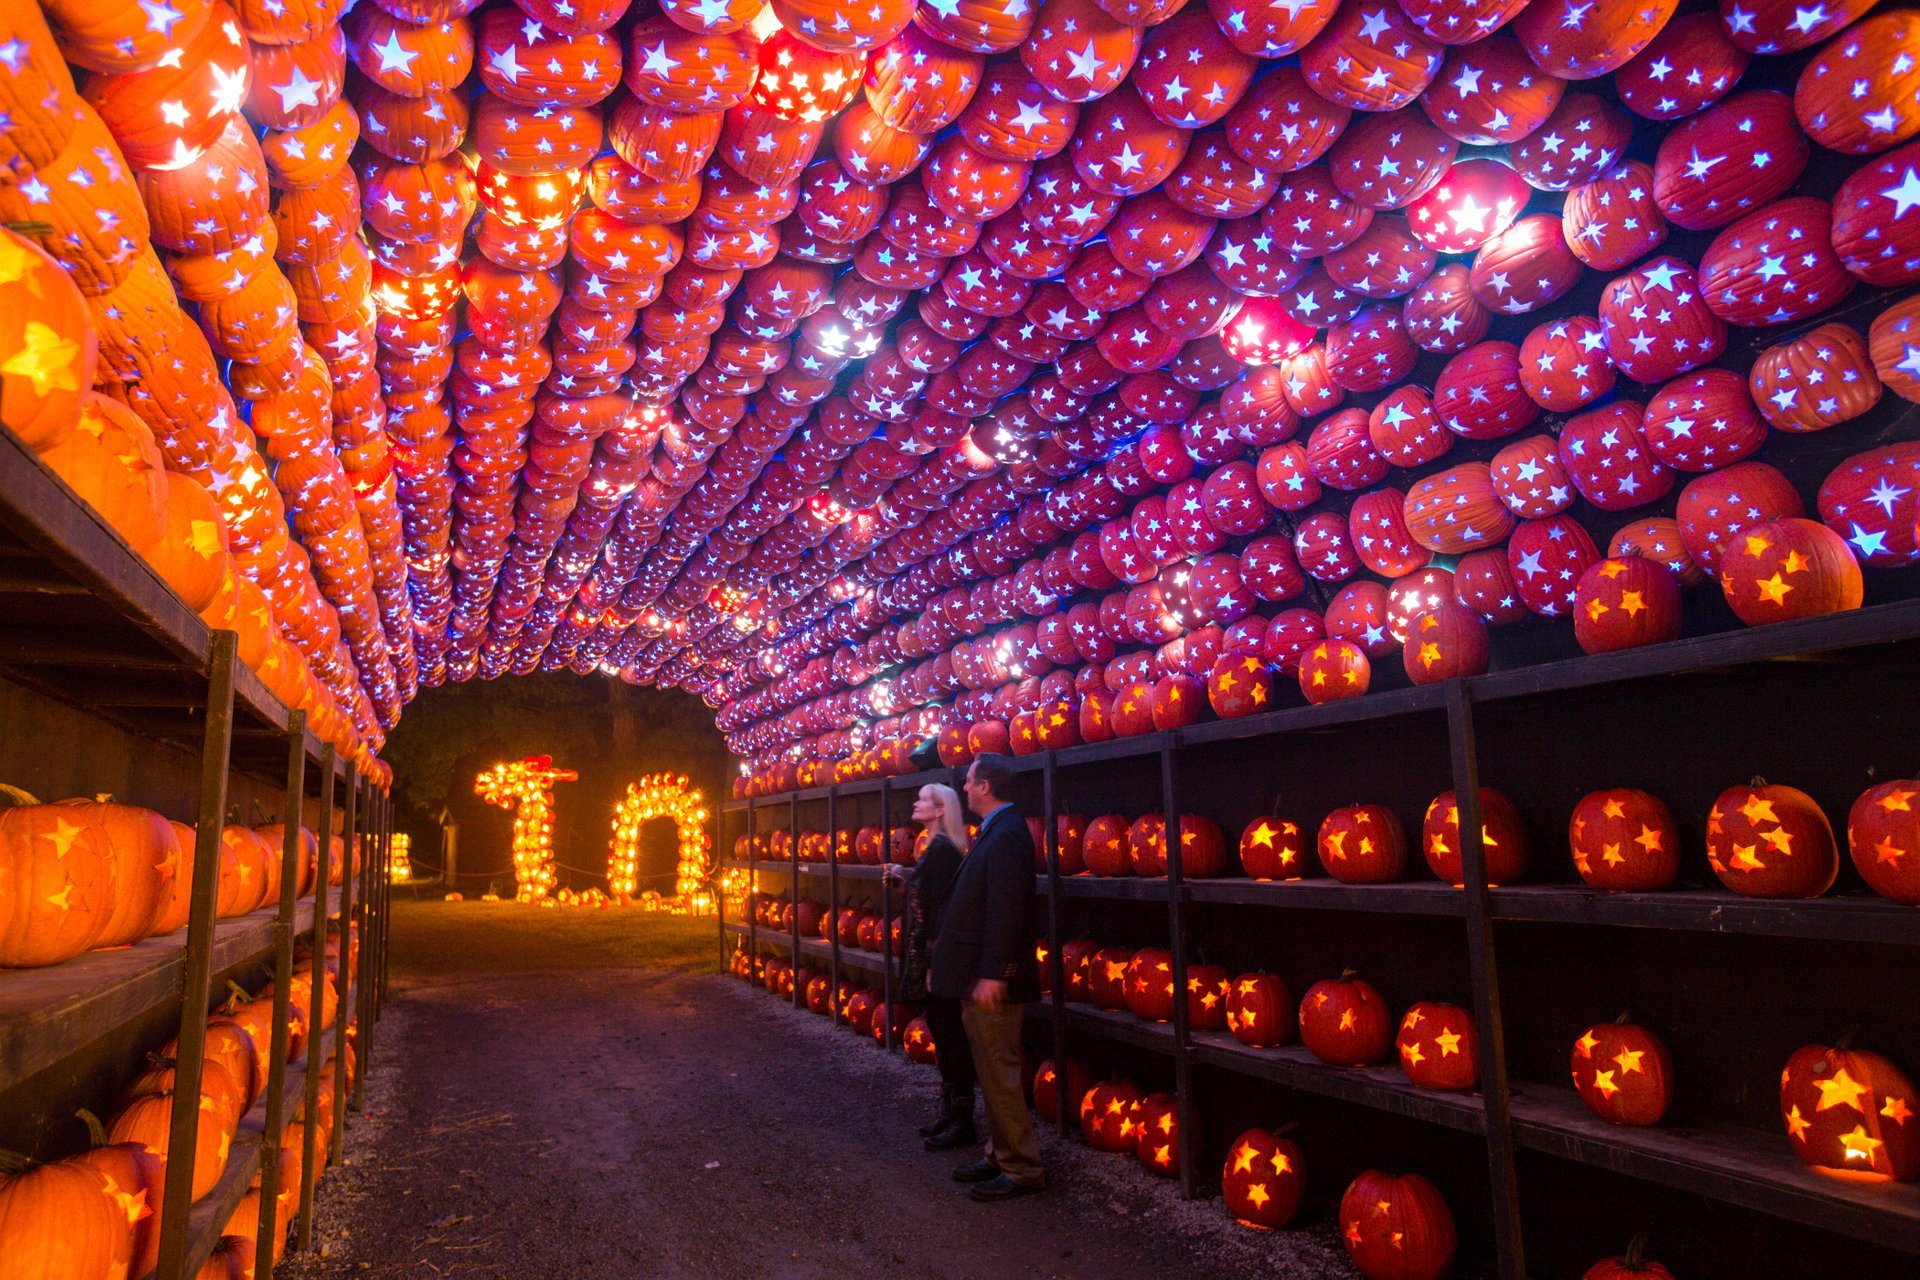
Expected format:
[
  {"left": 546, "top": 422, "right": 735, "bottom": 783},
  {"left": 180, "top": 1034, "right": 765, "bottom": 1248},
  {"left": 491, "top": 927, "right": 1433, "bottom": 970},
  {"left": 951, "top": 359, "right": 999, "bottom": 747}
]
[{"left": 12, "top": 0, "right": 1920, "bottom": 776}]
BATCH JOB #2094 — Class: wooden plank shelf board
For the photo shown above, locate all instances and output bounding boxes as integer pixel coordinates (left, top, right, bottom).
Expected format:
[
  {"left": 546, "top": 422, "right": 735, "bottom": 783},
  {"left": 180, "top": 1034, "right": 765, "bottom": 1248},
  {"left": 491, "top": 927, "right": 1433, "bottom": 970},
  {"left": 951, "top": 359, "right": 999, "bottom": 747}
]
[
  {"left": 1489, "top": 886, "right": 1920, "bottom": 945},
  {"left": 0, "top": 890, "right": 337, "bottom": 1094},
  {"left": 797, "top": 863, "right": 886, "bottom": 881},
  {"left": 720, "top": 924, "right": 891, "bottom": 979},
  {"left": 1183, "top": 879, "right": 1469, "bottom": 916},
  {"left": 1189, "top": 1032, "right": 1487, "bottom": 1134},
  {"left": 1505, "top": 1085, "right": 1920, "bottom": 1254},
  {"left": 1040, "top": 875, "right": 1174, "bottom": 902},
  {"left": 1060, "top": 1003, "right": 1179, "bottom": 1057}
]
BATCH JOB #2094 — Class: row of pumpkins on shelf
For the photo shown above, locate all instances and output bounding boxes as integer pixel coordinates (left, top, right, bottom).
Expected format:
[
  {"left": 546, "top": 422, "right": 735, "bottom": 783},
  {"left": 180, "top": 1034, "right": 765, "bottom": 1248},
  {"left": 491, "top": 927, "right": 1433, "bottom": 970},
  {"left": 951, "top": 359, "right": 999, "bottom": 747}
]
[
  {"left": 724, "top": 946, "right": 1667, "bottom": 1280},
  {"left": 733, "top": 773, "right": 1920, "bottom": 904},
  {"left": 0, "top": 923, "right": 357, "bottom": 1280},
  {"left": 0, "top": 799, "right": 357, "bottom": 969},
  {"left": 747, "top": 891, "right": 906, "bottom": 958},
  {"left": 1050, "top": 939, "right": 1918, "bottom": 1187}
]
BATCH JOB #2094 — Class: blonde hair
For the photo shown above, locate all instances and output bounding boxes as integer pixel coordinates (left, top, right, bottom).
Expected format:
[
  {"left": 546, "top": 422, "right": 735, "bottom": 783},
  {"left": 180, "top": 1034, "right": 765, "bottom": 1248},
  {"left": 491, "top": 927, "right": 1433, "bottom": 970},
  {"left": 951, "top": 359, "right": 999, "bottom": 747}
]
[{"left": 921, "top": 783, "right": 971, "bottom": 853}]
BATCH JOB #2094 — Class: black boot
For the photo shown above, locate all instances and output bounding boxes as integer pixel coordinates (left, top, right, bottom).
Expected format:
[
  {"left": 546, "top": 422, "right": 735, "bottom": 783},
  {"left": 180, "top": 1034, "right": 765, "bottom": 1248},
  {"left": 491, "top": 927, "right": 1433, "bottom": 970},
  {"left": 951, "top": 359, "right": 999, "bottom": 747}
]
[
  {"left": 924, "top": 1088, "right": 979, "bottom": 1150},
  {"left": 919, "top": 1087, "right": 956, "bottom": 1138}
]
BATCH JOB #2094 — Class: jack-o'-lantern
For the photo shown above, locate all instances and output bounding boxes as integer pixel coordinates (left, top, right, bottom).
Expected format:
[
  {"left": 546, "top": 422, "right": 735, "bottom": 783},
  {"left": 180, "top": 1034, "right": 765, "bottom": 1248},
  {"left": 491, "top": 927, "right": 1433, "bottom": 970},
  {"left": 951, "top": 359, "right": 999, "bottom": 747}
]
[
  {"left": 1569, "top": 789, "right": 1679, "bottom": 892},
  {"left": 1226, "top": 972, "right": 1294, "bottom": 1048},
  {"left": 1222, "top": 1125, "right": 1305, "bottom": 1229},
  {"left": 1338, "top": 1170, "right": 1456, "bottom": 1280},
  {"left": 1239, "top": 816, "right": 1305, "bottom": 881},
  {"left": 1706, "top": 782, "right": 1839, "bottom": 899},
  {"left": 1422, "top": 788, "right": 1528, "bottom": 886},
  {"left": 1397, "top": 1002, "right": 1479, "bottom": 1091},
  {"left": 1299, "top": 969, "right": 1392, "bottom": 1066},
  {"left": 1317, "top": 805, "right": 1408, "bottom": 885},
  {"left": 1847, "top": 779, "right": 1920, "bottom": 906},
  {"left": 1572, "top": 1016, "right": 1674, "bottom": 1126}
]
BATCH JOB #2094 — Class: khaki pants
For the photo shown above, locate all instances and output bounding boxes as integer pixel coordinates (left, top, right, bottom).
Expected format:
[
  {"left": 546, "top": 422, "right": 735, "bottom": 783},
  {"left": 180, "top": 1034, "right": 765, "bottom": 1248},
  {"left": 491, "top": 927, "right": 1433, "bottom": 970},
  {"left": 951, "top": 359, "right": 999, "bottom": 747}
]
[{"left": 961, "top": 1000, "right": 1044, "bottom": 1186}]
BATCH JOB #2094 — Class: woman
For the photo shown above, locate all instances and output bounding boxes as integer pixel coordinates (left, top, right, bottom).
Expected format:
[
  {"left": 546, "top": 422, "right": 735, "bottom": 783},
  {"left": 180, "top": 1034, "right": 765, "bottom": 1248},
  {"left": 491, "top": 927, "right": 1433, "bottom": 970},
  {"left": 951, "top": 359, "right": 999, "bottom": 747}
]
[{"left": 886, "top": 782, "right": 975, "bottom": 1150}]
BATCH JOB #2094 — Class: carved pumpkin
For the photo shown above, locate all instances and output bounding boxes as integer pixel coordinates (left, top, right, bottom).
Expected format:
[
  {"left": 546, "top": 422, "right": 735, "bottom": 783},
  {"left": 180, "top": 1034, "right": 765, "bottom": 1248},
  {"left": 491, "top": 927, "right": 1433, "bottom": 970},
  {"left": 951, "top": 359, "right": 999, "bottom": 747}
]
[
  {"left": 1422, "top": 788, "right": 1528, "bottom": 886},
  {"left": 1239, "top": 816, "right": 1305, "bottom": 881},
  {"left": 1779, "top": 1034, "right": 1919, "bottom": 1182},
  {"left": 1401, "top": 602, "right": 1490, "bottom": 683},
  {"left": 1226, "top": 971, "right": 1294, "bottom": 1048},
  {"left": 1569, "top": 789, "right": 1679, "bottom": 892},
  {"left": 902, "top": 1015, "right": 937, "bottom": 1063},
  {"left": 1573, "top": 556, "right": 1683, "bottom": 655},
  {"left": 151, "top": 821, "right": 196, "bottom": 937},
  {"left": 1299, "top": 969, "right": 1392, "bottom": 1066},
  {"left": 1572, "top": 1017, "right": 1674, "bottom": 1126},
  {"left": 1317, "top": 805, "right": 1408, "bottom": 885},
  {"left": 0, "top": 1156, "right": 134, "bottom": 1280},
  {"left": 0, "top": 803, "right": 121, "bottom": 966},
  {"left": 1207, "top": 652, "right": 1273, "bottom": 719},
  {"left": 108, "top": 1086, "right": 233, "bottom": 1202},
  {"left": 1717, "top": 518, "right": 1864, "bottom": 626},
  {"left": 0, "top": 229, "right": 97, "bottom": 452},
  {"left": 1079, "top": 1078, "right": 1144, "bottom": 1154},
  {"left": 1397, "top": 1001, "right": 1479, "bottom": 1091},
  {"left": 1337, "top": 1169, "right": 1456, "bottom": 1280},
  {"left": 1082, "top": 814, "right": 1133, "bottom": 877},
  {"left": 1582, "top": 1233, "right": 1677, "bottom": 1280},
  {"left": 1133, "top": 1092, "right": 1189, "bottom": 1177},
  {"left": 1298, "top": 638, "right": 1371, "bottom": 705},
  {"left": 1123, "top": 947, "right": 1177, "bottom": 1022},
  {"left": 1033, "top": 1057, "right": 1094, "bottom": 1125},
  {"left": 1848, "top": 779, "right": 1920, "bottom": 906},
  {"left": 1706, "top": 782, "right": 1839, "bottom": 899},
  {"left": 1222, "top": 1126, "right": 1305, "bottom": 1229},
  {"left": 77, "top": 1137, "right": 162, "bottom": 1277},
  {"left": 1062, "top": 937, "right": 1101, "bottom": 1001},
  {"left": 1186, "top": 963, "right": 1232, "bottom": 1032},
  {"left": 1090, "top": 945, "right": 1136, "bottom": 1011}
]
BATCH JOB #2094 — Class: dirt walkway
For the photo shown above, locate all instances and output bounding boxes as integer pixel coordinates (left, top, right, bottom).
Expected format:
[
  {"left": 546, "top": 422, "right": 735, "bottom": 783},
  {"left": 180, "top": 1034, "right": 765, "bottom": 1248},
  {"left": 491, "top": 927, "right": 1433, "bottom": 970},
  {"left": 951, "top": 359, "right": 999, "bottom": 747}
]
[{"left": 283, "top": 906, "right": 1354, "bottom": 1280}]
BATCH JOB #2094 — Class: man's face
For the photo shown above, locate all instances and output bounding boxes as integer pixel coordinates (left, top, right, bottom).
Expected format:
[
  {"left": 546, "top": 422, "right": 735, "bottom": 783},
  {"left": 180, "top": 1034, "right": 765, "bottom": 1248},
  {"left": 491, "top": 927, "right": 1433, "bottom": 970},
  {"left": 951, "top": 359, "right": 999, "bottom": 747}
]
[{"left": 964, "top": 764, "right": 990, "bottom": 816}]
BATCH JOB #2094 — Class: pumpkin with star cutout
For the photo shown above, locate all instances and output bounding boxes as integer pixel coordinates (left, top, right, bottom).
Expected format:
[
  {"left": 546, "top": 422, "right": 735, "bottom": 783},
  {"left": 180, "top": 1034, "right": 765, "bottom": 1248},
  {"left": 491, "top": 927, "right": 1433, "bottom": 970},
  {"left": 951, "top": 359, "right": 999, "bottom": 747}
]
[
  {"left": 1779, "top": 1035, "right": 1919, "bottom": 1182},
  {"left": 1573, "top": 1016, "right": 1674, "bottom": 1126},
  {"left": 1569, "top": 789, "right": 1680, "bottom": 892}
]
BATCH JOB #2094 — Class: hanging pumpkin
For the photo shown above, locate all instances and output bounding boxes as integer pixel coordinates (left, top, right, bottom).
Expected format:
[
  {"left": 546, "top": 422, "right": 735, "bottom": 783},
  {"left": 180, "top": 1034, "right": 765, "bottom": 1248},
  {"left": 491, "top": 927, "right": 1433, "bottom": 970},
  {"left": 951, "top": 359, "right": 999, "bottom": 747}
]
[
  {"left": 1847, "top": 779, "right": 1920, "bottom": 906},
  {"left": 1226, "top": 972, "right": 1294, "bottom": 1048},
  {"left": 1569, "top": 789, "right": 1679, "bottom": 892},
  {"left": 0, "top": 228, "right": 97, "bottom": 452},
  {"left": 1396, "top": 1002, "right": 1480, "bottom": 1091},
  {"left": 1317, "top": 805, "right": 1408, "bottom": 885},
  {"left": 1222, "top": 1126, "right": 1305, "bottom": 1229},
  {"left": 1238, "top": 816, "right": 1305, "bottom": 881},
  {"left": 1337, "top": 1170, "right": 1457, "bottom": 1280},
  {"left": 1572, "top": 1016, "right": 1675, "bottom": 1126},
  {"left": 1299, "top": 969, "right": 1393, "bottom": 1066},
  {"left": 1706, "top": 782, "right": 1839, "bottom": 899},
  {"left": 1422, "top": 788, "right": 1528, "bottom": 886}
]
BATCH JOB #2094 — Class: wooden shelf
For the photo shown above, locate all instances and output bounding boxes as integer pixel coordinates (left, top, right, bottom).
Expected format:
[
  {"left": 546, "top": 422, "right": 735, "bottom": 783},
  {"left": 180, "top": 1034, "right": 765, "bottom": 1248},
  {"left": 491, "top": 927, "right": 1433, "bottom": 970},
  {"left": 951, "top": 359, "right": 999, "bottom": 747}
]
[
  {"left": 1489, "top": 885, "right": 1920, "bottom": 945},
  {"left": 1189, "top": 1031, "right": 1488, "bottom": 1134},
  {"left": 0, "top": 432, "right": 331, "bottom": 778},
  {"left": 0, "top": 890, "right": 338, "bottom": 1095},
  {"left": 1505, "top": 1083, "right": 1920, "bottom": 1254},
  {"left": 1043, "top": 875, "right": 1174, "bottom": 902},
  {"left": 1182, "top": 878, "right": 1468, "bottom": 916},
  {"left": 719, "top": 860, "right": 893, "bottom": 882},
  {"left": 720, "top": 924, "right": 891, "bottom": 978},
  {"left": 1058, "top": 1003, "right": 1180, "bottom": 1057}
]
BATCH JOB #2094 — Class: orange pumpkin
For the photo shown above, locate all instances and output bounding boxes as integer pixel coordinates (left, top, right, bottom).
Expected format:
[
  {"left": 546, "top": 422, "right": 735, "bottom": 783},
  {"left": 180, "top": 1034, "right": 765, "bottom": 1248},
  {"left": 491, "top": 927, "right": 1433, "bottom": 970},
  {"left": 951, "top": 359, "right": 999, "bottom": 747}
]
[
  {"left": 1402, "top": 602, "right": 1490, "bottom": 683},
  {"left": 0, "top": 1157, "right": 135, "bottom": 1280},
  {"left": 1222, "top": 1126, "right": 1305, "bottom": 1230},
  {"left": 1299, "top": 969, "right": 1393, "bottom": 1066},
  {"left": 1079, "top": 1078, "right": 1144, "bottom": 1153},
  {"left": 0, "top": 228, "right": 97, "bottom": 452},
  {"left": 1583, "top": 1234, "right": 1677, "bottom": 1280},
  {"left": 76, "top": 1139, "right": 162, "bottom": 1277},
  {"left": 37, "top": 393, "right": 169, "bottom": 551},
  {"left": 1132, "top": 1091, "right": 1187, "bottom": 1177},
  {"left": 1750, "top": 323, "right": 1881, "bottom": 433},
  {"left": 108, "top": 1087, "right": 233, "bottom": 1202},
  {"left": 1238, "top": 816, "right": 1304, "bottom": 881},
  {"left": 59, "top": 800, "right": 177, "bottom": 950},
  {"left": 1298, "top": 637, "right": 1370, "bottom": 704},
  {"left": 1396, "top": 1001, "right": 1479, "bottom": 1091},
  {"left": 1848, "top": 779, "right": 1920, "bottom": 906},
  {"left": 1338, "top": 1170, "right": 1456, "bottom": 1280},
  {"left": 80, "top": 0, "right": 250, "bottom": 170},
  {"left": 1794, "top": 11, "right": 1920, "bottom": 155},
  {"left": 0, "top": 113, "right": 149, "bottom": 296},
  {"left": 1706, "top": 782, "right": 1839, "bottom": 899},
  {"left": 194, "top": 1234, "right": 254, "bottom": 1280},
  {"left": 1780, "top": 1035, "right": 1920, "bottom": 1183},
  {"left": 1569, "top": 789, "right": 1678, "bottom": 892},
  {"left": 150, "top": 821, "right": 197, "bottom": 936},
  {"left": 0, "top": 803, "right": 120, "bottom": 966},
  {"left": 1573, "top": 1017, "right": 1674, "bottom": 1126},
  {"left": 1317, "top": 804, "right": 1407, "bottom": 884},
  {"left": 1227, "top": 971, "right": 1294, "bottom": 1048},
  {"left": 1404, "top": 461, "right": 1513, "bottom": 554},
  {"left": 1422, "top": 787, "right": 1528, "bottom": 886},
  {"left": 1717, "top": 518, "right": 1863, "bottom": 626},
  {"left": 214, "top": 826, "right": 272, "bottom": 917}
]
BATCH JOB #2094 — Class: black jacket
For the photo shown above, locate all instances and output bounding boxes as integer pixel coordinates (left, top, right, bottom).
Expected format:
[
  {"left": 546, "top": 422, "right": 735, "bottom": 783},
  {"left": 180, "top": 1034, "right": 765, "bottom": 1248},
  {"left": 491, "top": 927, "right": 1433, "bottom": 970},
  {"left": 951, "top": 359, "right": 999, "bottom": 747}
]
[
  {"left": 901, "top": 833, "right": 963, "bottom": 997},
  {"left": 929, "top": 805, "right": 1040, "bottom": 1003}
]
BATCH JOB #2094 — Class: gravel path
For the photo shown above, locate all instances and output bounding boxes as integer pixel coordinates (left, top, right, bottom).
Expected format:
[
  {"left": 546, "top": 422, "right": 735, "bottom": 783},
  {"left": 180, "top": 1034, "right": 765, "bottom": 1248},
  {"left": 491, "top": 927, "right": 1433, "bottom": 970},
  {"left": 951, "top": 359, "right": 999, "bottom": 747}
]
[{"left": 283, "top": 959, "right": 1358, "bottom": 1279}]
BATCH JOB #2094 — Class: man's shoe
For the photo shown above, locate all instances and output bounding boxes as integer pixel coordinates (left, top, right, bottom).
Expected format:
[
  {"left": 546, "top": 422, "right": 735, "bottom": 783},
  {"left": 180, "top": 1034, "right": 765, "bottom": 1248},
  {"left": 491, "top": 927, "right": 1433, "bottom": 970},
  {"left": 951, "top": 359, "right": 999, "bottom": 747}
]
[
  {"left": 923, "top": 1122, "right": 979, "bottom": 1151},
  {"left": 951, "top": 1156, "right": 1000, "bottom": 1183},
  {"left": 969, "top": 1174, "right": 1046, "bottom": 1202},
  {"left": 919, "top": 1093, "right": 955, "bottom": 1137}
]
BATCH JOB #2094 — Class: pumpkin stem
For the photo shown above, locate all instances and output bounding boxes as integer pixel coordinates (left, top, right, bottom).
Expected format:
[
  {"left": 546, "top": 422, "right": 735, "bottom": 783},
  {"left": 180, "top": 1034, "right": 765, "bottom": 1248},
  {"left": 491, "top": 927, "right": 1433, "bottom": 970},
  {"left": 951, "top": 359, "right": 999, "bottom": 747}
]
[
  {"left": 1836, "top": 1025, "right": 1861, "bottom": 1052},
  {"left": 1339, "top": 967, "right": 1359, "bottom": 980},
  {"left": 0, "top": 1150, "right": 34, "bottom": 1174},
  {"left": 1623, "top": 1232, "right": 1650, "bottom": 1268},
  {"left": 1749, "top": 775, "right": 1768, "bottom": 789},
  {"left": 1273, "top": 1121, "right": 1302, "bottom": 1138},
  {"left": 1614, "top": 1010, "right": 1633, "bottom": 1025},
  {"left": 76, "top": 1108, "right": 107, "bottom": 1148}
]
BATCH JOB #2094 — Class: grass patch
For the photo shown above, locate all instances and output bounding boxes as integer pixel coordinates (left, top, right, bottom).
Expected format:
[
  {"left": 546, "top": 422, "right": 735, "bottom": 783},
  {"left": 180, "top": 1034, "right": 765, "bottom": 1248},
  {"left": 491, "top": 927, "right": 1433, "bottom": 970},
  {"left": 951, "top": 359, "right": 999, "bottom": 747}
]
[{"left": 389, "top": 896, "right": 723, "bottom": 984}]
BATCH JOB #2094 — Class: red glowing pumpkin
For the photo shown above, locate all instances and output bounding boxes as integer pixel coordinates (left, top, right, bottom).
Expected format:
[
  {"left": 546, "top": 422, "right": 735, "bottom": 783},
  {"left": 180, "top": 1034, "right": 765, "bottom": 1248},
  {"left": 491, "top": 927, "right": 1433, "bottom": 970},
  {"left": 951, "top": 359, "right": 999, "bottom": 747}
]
[
  {"left": 1337, "top": 1170, "right": 1457, "bottom": 1280},
  {"left": 1569, "top": 789, "right": 1679, "bottom": 892},
  {"left": 1299, "top": 970, "right": 1393, "bottom": 1067},
  {"left": 1396, "top": 1002, "right": 1479, "bottom": 1091},
  {"left": 1422, "top": 788, "right": 1528, "bottom": 886},
  {"left": 1572, "top": 1017, "right": 1675, "bottom": 1126}
]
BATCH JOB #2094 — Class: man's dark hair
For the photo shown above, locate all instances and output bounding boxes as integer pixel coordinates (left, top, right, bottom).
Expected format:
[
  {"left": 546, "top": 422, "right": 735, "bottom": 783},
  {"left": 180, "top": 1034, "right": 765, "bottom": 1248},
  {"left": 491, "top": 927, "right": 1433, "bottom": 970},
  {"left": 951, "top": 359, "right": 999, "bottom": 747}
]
[{"left": 969, "top": 753, "right": 1017, "bottom": 801}]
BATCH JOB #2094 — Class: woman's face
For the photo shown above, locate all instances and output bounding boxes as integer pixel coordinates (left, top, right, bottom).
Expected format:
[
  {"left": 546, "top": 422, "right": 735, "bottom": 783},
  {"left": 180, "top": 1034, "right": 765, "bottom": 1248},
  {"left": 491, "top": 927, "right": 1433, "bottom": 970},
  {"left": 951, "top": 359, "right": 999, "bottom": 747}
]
[{"left": 911, "top": 788, "right": 939, "bottom": 824}]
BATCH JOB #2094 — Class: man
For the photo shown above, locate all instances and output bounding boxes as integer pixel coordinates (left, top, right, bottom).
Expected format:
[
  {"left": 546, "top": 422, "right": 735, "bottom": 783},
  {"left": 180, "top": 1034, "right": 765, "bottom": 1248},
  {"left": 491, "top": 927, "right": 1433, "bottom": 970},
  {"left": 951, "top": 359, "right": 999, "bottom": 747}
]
[{"left": 930, "top": 753, "right": 1045, "bottom": 1201}]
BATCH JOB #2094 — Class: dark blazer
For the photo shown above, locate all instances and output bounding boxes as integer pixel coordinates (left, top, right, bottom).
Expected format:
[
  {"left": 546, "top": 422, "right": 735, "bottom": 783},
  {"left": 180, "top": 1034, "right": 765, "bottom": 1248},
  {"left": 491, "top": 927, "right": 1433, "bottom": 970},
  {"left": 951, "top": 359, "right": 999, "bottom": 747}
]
[
  {"left": 900, "top": 833, "right": 963, "bottom": 997},
  {"left": 930, "top": 804, "right": 1040, "bottom": 1003}
]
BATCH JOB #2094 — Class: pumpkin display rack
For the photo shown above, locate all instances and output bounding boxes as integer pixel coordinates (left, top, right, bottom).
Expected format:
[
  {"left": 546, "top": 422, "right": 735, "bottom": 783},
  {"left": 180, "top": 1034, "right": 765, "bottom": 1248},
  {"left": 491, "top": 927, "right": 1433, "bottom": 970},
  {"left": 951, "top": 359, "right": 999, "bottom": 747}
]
[
  {"left": 0, "top": 429, "right": 396, "bottom": 1280},
  {"left": 718, "top": 595, "right": 1920, "bottom": 1279}
]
